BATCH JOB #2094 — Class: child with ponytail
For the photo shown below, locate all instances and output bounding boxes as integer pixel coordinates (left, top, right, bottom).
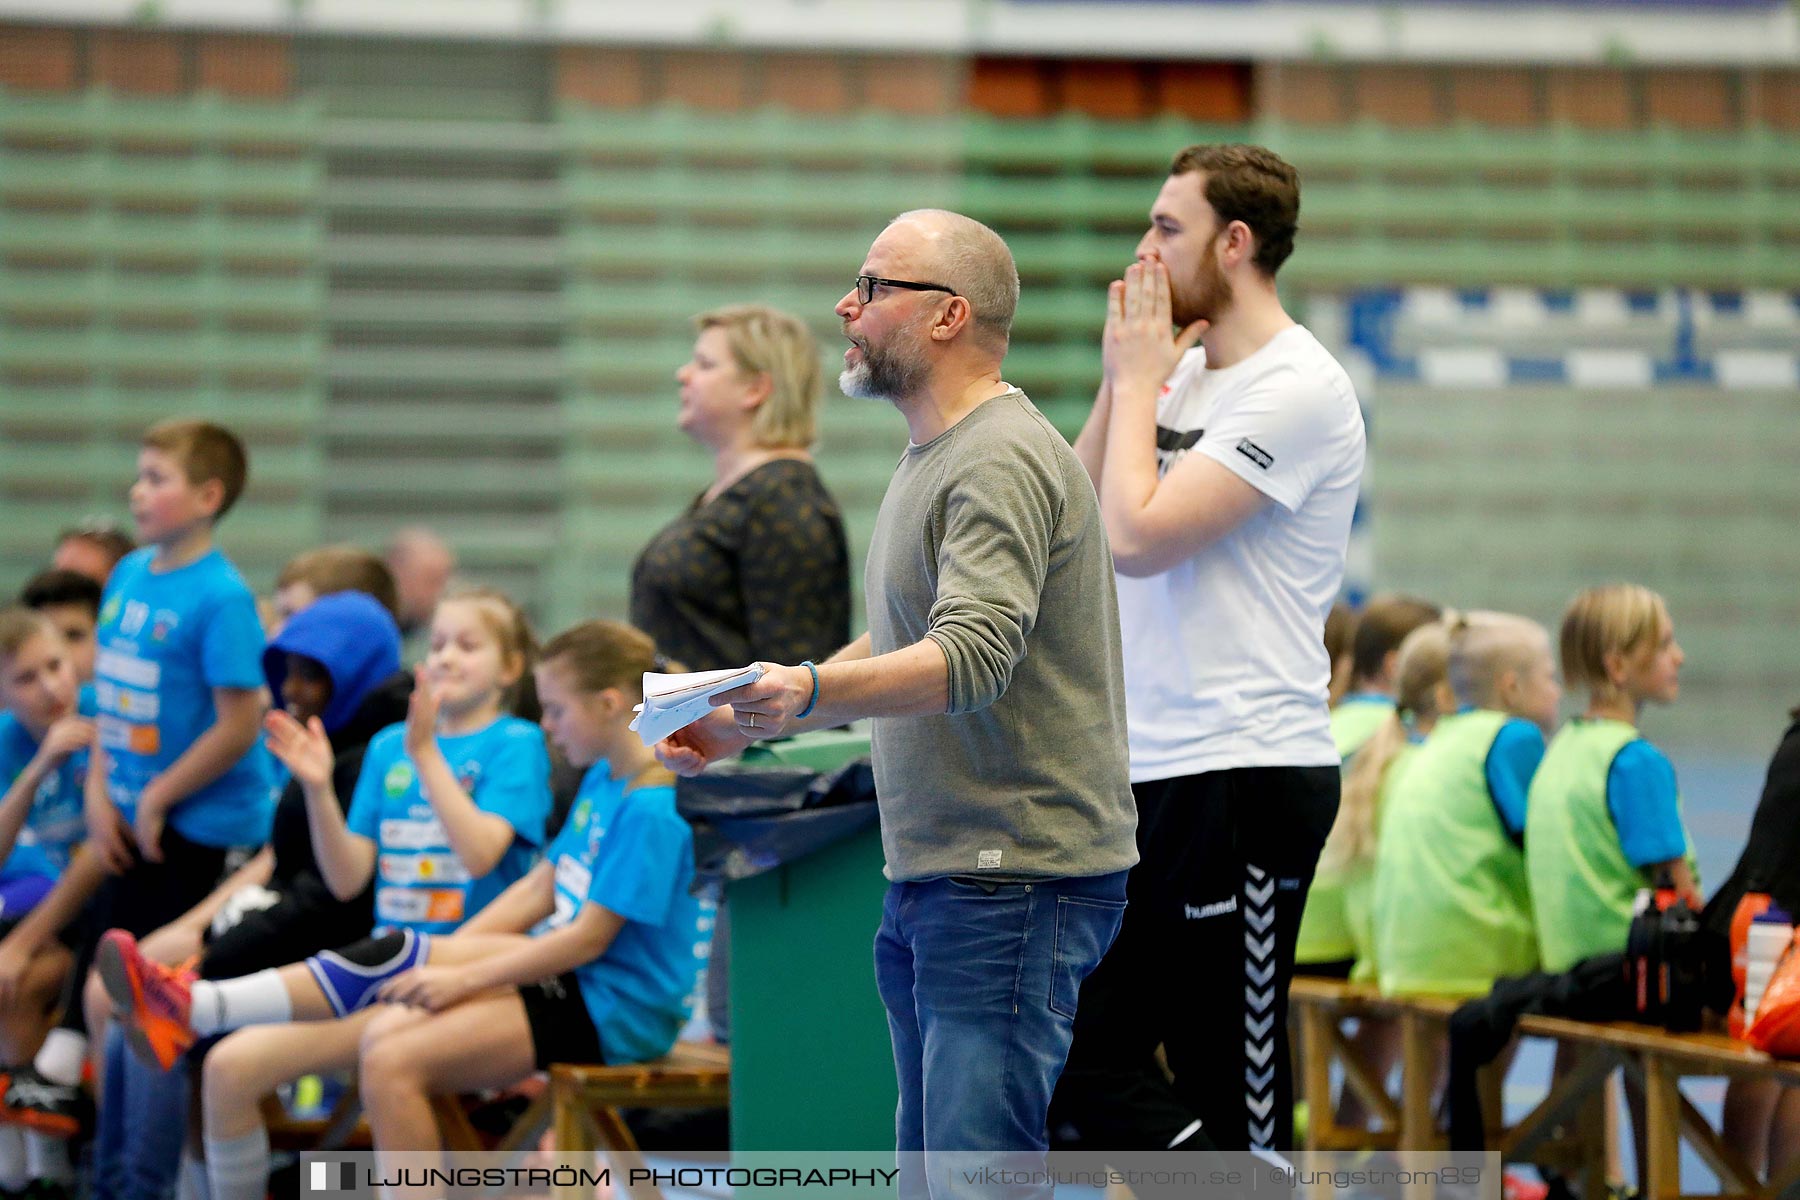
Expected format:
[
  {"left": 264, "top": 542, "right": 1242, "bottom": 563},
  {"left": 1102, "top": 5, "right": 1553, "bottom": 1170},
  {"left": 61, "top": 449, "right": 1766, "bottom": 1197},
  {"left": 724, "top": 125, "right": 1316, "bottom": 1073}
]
[{"left": 1315, "top": 618, "right": 1452, "bottom": 1130}]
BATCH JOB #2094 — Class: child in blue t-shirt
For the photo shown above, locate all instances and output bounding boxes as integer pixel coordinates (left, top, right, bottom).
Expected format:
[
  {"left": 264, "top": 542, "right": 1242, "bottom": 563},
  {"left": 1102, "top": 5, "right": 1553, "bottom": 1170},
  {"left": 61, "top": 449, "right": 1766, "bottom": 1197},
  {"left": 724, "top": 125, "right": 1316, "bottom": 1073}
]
[
  {"left": 101, "top": 620, "right": 697, "bottom": 1195},
  {"left": 0, "top": 610, "right": 94, "bottom": 908},
  {"left": 1526, "top": 584, "right": 1695, "bottom": 973},
  {"left": 5, "top": 421, "right": 276, "bottom": 1139},
  {"left": 0, "top": 609, "right": 100, "bottom": 1192}
]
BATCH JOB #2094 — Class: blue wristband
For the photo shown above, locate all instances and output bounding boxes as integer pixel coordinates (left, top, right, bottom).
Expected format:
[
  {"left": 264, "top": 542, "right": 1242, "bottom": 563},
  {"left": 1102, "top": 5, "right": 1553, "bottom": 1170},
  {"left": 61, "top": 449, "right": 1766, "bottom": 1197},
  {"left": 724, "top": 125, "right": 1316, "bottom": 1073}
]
[{"left": 796, "top": 660, "right": 820, "bottom": 721}]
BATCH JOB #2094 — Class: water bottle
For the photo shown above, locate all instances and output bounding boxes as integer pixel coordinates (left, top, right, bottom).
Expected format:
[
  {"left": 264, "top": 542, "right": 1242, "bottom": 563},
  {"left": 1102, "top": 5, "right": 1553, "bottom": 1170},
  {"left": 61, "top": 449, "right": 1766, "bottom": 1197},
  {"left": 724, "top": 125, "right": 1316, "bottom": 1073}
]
[
  {"left": 1744, "top": 904, "right": 1795, "bottom": 1028},
  {"left": 1727, "top": 885, "right": 1771, "bottom": 1039},
  {"left": 1624, "top": 882, "right": 1666, "bottom": 1020},
  {"left": 1659, "top": 896, "right": 1703, "bottom": 1033}
]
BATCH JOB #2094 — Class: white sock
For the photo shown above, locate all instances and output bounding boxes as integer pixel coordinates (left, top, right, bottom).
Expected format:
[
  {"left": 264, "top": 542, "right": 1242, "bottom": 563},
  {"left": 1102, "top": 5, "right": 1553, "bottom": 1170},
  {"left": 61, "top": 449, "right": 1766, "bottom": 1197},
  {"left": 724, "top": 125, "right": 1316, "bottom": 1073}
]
[
  {"left": 25, "top": 1130, "right": 72, "bottom": 1183},
  {"left": 190, "top": 971, "right": 292, "bottom": 1038},
  {"left": 204, "top": 1128, "right": 269, "bottom": 1200},
  {"left": 179, "top": 1147, "right": 211, "bottom": 1200},
  {"left": 32, "top": 1029, "right": 86, "bottom": 1087},
  {"left": 0, "top": 1125, "right": 27, "bottom": 1191}
]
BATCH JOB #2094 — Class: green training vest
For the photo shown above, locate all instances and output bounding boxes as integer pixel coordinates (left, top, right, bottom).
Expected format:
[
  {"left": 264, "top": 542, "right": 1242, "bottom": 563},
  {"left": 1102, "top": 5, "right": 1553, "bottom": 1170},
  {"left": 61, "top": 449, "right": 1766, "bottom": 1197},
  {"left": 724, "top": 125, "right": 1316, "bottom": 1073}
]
[
  {"left": 1346, "top": 741, "right": 1421, "bottom": 983},
  {"left": 1526, "top": 718, "right": 1692, "bottom": 973},
  {"left": 1374, "top": 709, "right": 1538, "bottom": 997},
  {"left": 1297, "top": 696, "right": 1399, "bottom": 965},
  {"left": 1332, "top": 695, "right": 1394, "bottom": 759}
]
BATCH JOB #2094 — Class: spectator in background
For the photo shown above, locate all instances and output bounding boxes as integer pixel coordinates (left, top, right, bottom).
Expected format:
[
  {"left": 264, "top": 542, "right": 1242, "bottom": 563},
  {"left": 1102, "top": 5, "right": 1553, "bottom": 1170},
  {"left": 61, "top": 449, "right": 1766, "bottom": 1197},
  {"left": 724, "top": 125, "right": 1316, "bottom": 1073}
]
[
  {"left": 269, "top": 546, "right": 400, "bottom": 636},
  {"left": 18, "top": 571, "right": 103, "bottom": 685},
  {"left": 385, "top": 528, "right": 455, "bottom": 662},
  {"left": 50, "top": 523, "right": 135, "bottom": 589},
  {"left": 630, "top": 304, "right": 850, "bottom": 675},
  {"left": 629, "top": 304, "right": 851, "bottom": 1045}
]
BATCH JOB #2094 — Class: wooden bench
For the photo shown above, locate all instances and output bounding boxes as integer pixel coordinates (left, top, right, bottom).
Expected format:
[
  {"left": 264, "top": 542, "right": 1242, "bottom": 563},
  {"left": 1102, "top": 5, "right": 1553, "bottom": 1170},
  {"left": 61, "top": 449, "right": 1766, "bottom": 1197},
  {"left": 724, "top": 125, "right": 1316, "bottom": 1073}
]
[
  {"left": 262, "top": 1084, "right": 494, "bottom": 1152},
  {"left": 1289, "top": 976, "right": 1800, "bottom": 1200},
  {"left": 541, "top": 1040, "right": 731, "bottom": 1200}
]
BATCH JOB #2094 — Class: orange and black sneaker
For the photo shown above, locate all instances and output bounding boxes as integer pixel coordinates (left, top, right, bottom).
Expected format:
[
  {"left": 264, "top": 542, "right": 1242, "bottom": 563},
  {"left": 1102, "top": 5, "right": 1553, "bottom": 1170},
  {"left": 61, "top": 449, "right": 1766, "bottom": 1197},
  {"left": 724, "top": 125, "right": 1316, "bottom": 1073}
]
[
  {"left": 95, "top": 929, "right": 197, "bottom": 1071},
  {"left": 1, "top": 1065, "right": 89, "bottom": 1139}
]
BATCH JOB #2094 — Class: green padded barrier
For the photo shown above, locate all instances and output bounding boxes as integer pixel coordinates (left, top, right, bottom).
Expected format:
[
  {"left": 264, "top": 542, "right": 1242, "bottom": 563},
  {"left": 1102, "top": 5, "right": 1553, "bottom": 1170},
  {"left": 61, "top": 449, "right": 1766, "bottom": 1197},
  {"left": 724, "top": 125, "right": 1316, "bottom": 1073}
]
[
  {"left": 0, "top": 87, "right": 325, "bottom": 602},
  {"left": 0, "top": 210, "right": 321, "bottom": 263},
  {"left": 0, "top": 88, "right": 321, "bottom": 149},
  {"left": 327, "top": 346, "right": 563, "bottom": 387},
  {"left": 325, "top": 178, "right": 564, "bottom": 218},
  {"left": 559, "top": 104, "right": 961, "bottom": 168},
  {"left": 0, "top": 150, "right": 319, "bottom": 206},
  {"left": 564, "top": 165, "right": 956, "bottom": 224},
  {"left": 0, "top": 326, "right": 320, "bottom": 375},
  {"left": 326, "top": 233, "right": 562, "bottom": 272},
  {"left": 323, "top": 458, "right": 565, "bottom": 503},
  {"left": 0, "top": 386, "right": 322, "bottom": 440},
  {"left": 0, "top": 269, "right": 322, "bottom": 319},
  {"left": 565, "top": 279, "right": 850, "bottom": 327},
  {"left": 333, "top": 292, "right": 566, "bottom": 330},
  {"left": 566, "top": 224, "right": 873, "bottom": 277}
]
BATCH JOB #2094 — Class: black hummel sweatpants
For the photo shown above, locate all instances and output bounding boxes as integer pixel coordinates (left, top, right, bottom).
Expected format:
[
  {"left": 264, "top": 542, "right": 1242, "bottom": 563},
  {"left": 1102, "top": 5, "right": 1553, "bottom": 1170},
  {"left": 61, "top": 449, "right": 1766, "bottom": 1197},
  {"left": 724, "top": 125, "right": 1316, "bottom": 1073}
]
[{"left": 1050, "top": 765, "right": 1338, "bottom": 1152}]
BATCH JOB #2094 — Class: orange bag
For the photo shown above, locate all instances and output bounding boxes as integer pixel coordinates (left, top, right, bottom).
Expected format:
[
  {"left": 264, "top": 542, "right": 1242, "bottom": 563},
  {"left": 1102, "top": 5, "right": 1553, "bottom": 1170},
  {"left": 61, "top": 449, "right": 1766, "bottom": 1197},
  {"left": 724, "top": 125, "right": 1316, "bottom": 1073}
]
[{"left": 1747, "top": 939, "right": 1800, "bottom": 1058}]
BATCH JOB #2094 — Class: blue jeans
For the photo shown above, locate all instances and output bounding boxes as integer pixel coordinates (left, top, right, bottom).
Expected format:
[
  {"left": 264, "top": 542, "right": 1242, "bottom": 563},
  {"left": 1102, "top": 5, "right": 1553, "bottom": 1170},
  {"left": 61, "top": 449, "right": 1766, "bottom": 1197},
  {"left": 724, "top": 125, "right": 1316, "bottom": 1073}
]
[
  {"left": 874, "top": 871, "right": 1127, "bottom": 1200},
  {"left": 91, "top": 1025, "right": 189, "bottom": 1200}
]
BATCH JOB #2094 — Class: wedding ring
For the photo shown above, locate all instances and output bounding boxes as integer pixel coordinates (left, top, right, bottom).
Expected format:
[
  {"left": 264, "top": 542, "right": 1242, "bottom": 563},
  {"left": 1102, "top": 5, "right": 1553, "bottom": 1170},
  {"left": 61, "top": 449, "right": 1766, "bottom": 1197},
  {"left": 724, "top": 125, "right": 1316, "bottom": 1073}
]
[{"left": 747, "top": 713, "right": 757, "bottom": 729}]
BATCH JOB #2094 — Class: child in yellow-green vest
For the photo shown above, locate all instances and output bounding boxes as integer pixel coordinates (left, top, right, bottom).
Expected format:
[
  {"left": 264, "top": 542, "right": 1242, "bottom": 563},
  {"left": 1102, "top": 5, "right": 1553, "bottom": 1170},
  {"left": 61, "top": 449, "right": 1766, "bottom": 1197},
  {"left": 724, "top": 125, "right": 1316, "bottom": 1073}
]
[
  {"left": 1314, "top": 618, "right": 1453, "bottom": 1130},
  {"left": 1374, "top": 612, "right": 1562, "bottom": 998},
  {"left": 1297, "top": 594, "right": 1440, "bottom": 977},
  {"left": 1527, "top": 585, "right": 1697, "bottom": 974}
]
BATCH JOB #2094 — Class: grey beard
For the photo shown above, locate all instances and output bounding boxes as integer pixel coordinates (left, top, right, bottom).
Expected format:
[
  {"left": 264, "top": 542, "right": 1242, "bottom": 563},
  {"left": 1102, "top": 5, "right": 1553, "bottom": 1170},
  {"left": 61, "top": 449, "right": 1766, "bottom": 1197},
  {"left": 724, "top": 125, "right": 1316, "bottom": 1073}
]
[{"left": 839, "top": 354, "right": 927, "bottom": 403}]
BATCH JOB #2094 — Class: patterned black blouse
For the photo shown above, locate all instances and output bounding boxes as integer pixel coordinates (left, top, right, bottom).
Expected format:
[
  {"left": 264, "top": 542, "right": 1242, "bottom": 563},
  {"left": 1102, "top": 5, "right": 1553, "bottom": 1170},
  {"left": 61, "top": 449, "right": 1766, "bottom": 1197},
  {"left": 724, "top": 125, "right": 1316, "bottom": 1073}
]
[{"left": 629, "top": 458, "right": 852, "bottom": 672}]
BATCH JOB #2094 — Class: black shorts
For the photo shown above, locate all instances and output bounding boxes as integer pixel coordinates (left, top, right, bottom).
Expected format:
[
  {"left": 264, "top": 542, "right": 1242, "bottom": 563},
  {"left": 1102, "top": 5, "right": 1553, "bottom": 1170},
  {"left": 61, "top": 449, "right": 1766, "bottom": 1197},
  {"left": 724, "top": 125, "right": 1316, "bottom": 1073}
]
[
  {"left": 518, "top": 973, "right": 604, "bottom": 1069},
  {"left": 200, "top": 880, "right": 374, "bottom": 982}
]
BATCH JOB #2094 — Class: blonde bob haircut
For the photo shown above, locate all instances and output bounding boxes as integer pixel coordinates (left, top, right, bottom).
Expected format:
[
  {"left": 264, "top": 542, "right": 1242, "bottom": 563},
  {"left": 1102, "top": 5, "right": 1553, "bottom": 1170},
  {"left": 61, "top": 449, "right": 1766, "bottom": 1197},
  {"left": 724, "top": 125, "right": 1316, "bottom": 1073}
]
[
  {"left": 695, "top": 305, "right": 823, "bottom": 450},
  {"left": 1560, "top": 584, "right": 1670, "bottom": 696}
]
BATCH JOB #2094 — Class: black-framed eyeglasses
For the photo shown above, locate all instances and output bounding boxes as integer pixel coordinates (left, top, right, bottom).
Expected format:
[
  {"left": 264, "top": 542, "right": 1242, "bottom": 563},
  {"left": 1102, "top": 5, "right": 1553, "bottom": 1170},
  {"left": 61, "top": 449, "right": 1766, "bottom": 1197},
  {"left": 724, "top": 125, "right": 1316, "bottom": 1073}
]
[{"left": 855, "top": 275, "right": 958, "bottom": 305}]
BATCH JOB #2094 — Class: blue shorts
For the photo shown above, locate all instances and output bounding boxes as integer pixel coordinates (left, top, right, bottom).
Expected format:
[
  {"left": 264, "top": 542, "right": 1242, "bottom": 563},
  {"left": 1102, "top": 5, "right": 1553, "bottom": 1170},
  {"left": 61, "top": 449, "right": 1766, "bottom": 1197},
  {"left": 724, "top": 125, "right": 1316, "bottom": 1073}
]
[{"left": 0, "top": 874, "right": 55, "bottom": 922}]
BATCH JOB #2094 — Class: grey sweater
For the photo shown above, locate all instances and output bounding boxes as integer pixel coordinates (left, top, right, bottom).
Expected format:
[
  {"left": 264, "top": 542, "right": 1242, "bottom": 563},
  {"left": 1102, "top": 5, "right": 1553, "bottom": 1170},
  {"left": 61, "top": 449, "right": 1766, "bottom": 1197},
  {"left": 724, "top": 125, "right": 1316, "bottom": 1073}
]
[{"left": 864, "top": 389, "right": 1138, "bottom": 882}]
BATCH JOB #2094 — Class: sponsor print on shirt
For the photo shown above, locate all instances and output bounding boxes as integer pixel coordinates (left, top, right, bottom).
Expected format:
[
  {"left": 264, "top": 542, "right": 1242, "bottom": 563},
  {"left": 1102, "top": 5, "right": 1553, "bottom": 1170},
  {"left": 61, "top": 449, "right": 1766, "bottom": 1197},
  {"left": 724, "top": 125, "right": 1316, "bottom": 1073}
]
[{"left": 375, "top": 887, "right": 465, "bottom": 925}]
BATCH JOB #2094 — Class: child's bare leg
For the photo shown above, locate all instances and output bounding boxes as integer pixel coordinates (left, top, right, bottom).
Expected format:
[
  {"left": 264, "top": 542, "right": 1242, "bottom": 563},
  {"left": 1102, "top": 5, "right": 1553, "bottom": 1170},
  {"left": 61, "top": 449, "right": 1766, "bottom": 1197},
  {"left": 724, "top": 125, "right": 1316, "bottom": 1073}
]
[
  {"left": 1721, "top": 1078, "right": 1777, "bottom": 1178},
  {"left": 419, "top": 933, "right": 533, "bottom": 967},
  {"left": 201, "top": 1011, "right": 377, "bottom": 1200},
  {"left": 1766, "top": 1084, "right": 1800, "bottom": 1180},
  {"left": 0, "top": 946, "right": 71, "bottom": 1066},
  {"left": 359, "top": 995, "right": 535, "bottom": 1200}
]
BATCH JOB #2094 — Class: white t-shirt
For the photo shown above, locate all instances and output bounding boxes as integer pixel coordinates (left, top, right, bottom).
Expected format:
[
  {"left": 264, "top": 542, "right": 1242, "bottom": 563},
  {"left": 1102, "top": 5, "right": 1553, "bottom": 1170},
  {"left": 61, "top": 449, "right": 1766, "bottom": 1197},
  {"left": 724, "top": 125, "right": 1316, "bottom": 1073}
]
[{"left": 1117, "top": 325, "right": 1366, "bottom": 782}]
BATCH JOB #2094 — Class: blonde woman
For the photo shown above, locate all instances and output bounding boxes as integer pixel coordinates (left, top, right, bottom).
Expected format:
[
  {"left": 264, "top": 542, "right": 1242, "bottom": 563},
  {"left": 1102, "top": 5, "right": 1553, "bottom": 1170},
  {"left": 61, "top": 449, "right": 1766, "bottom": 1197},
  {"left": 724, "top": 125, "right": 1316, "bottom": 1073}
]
[
  {"left": 631, "top": 305, "right": 850, "bottom": 676},
  {"left": 629, "top": 305, "right": 851, "bottom": 1044}
]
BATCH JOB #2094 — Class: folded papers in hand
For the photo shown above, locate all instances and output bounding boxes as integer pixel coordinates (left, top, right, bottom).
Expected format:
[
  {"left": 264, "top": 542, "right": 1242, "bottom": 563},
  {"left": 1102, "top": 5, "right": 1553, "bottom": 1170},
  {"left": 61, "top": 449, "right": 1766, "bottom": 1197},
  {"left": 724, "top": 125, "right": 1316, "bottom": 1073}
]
[{"left": 630, "top": 664, "right": 765, "bottom": 747}]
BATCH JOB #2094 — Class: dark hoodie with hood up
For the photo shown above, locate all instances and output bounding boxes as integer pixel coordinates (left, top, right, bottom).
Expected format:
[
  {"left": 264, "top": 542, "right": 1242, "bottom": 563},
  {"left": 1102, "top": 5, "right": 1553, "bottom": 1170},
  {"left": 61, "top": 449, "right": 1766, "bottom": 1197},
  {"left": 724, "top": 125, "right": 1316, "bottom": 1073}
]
[{"left": 200, "top": 592, "right": 410, "bottom": 979}]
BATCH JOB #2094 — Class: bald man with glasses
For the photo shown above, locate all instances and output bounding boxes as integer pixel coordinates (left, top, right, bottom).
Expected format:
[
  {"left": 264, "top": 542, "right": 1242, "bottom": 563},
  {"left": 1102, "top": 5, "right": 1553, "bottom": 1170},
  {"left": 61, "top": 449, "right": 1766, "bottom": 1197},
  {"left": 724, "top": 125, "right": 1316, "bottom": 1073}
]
[{"left": 658, "top": 210, "right": 1137, "bottom": 1199}]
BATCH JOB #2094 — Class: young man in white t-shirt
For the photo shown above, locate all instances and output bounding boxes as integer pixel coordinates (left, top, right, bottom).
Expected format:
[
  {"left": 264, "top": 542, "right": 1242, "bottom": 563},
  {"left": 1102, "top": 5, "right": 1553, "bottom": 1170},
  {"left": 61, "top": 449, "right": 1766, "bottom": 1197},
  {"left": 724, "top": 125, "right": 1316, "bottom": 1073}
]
[{"left": 1052, "top": 144, "right": 1366, "bottom": 1154}]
